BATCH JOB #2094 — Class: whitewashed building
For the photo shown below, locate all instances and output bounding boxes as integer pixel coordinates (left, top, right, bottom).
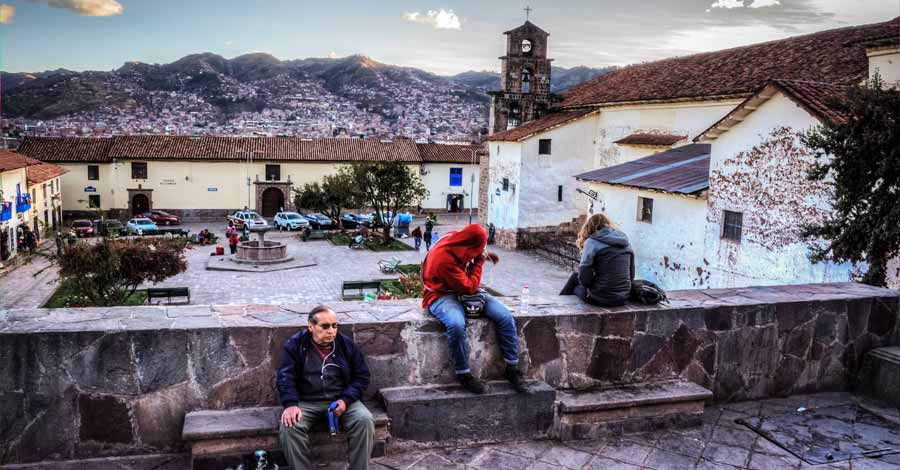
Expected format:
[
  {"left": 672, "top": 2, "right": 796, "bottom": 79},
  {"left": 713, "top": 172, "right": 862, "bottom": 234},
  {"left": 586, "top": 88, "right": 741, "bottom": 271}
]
[{"left": 484, "top": 16, "right": 900, "bottom": 289}]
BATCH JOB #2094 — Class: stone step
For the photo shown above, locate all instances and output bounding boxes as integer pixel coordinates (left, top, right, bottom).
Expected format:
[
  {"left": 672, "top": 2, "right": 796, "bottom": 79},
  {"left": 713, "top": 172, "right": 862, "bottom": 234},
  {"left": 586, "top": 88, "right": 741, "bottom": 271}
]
[
  {"left": 182, "top": 402, "right": 389, "bottom": 468},
  {"left": 380, "top": 380, "right": 556, "bottom": 444},
  {"left": 556, "top": 380, "right": 712, "bottom": 440},
  {"left": 858, "top": 346, "right": 900, "bottom": 408}
]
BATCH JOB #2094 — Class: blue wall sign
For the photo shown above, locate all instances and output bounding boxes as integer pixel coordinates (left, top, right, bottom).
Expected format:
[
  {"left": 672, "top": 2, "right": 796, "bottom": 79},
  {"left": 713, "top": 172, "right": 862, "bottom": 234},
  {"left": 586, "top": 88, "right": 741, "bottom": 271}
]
[
  {"left": 84, "top": 186, "right": 97, "bottom": 193},
  {"left": 208, "top": 187, "right": 218, "bottom": 192}
]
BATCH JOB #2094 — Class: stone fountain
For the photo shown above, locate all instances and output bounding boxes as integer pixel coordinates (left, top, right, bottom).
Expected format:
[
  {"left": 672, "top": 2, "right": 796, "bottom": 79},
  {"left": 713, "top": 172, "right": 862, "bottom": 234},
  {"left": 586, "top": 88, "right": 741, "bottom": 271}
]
[{"left": 234, "top": 227, "right": 292, "bottom": 264}]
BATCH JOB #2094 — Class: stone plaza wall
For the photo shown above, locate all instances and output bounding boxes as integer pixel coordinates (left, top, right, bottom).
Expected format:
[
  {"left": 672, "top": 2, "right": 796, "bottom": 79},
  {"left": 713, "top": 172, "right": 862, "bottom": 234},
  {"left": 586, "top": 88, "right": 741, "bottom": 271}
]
[{"left": 1, "top": 283, "right": 898, "bottom": 464}]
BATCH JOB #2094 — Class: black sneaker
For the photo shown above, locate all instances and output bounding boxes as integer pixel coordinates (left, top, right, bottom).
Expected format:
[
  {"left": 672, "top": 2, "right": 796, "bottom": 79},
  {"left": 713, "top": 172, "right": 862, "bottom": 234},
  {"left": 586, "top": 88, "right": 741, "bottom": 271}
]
[
  {"left": 505, "top": 364, "right": 527, "bottom": 393},
  {"left": 457, "top": 373, "right": 486, "bottom": 394}
]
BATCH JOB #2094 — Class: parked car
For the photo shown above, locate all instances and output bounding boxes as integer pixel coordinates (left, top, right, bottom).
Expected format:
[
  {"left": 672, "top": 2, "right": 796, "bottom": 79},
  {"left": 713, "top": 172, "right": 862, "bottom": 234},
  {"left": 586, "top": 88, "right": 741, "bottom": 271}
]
[
  {"left": 71, "top": 219, "right": 94, "bottom": 237},
  {"left": 353, "top": 213, "right": 375, "bottom": 228},
  {"left": 339, "top": 214, "right": 359, "bottom": 229},
  {"left": 93, "top": 219, "right": 125, "bottom": 237},
  {"left": 274, "top": 211, "right": 310, "bottom": 231},
  {"left": 304, "top": 213, "right": 334, "bottom": 230},
  {"left": 227, "top": 210, "right": 269, "bottom": 230},
  {"left": 141, "top": 210, "right": 180, "bottom": 226},
  {"left": 126, "top": 218, "right": 158, "bottom": 235}
]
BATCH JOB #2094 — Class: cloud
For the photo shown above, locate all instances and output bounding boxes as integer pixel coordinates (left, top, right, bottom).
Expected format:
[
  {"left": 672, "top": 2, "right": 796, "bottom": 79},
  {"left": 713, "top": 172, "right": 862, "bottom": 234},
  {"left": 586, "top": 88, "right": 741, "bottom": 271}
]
[
  {"left": 32, "top": 0, "right": 123, "bottom": 16},
  {"left": 707, "top": 0, "right": 780, "bottom": 10},
  {"left": 0, "top": 4, "right": 14, "bottom": 23},
  {"left": 402, "top": 9, "right": 461, "bottom": 30}
]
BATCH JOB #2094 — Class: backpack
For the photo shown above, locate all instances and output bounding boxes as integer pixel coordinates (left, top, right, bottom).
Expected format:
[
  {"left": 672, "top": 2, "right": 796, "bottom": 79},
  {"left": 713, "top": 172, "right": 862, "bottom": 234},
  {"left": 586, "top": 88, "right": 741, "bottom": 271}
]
[{"left": 629, "top": 279, "right": 668, "bottom": 305}]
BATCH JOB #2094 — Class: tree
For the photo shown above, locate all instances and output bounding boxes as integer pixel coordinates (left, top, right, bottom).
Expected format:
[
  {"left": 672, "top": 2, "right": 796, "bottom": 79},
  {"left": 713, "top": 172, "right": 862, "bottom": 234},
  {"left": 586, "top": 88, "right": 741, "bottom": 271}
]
[
  {"left": 802, "top": 75, "right": 900, "bottom": 287},
  {"left": 341, "top": 162, "right": 429, "bottom": 242},
  {"left": 292, "top": 172, "right": 360, "bottom": 229},
  {"left": 56, "top": 237, "right": 189, "bottom": 306}
]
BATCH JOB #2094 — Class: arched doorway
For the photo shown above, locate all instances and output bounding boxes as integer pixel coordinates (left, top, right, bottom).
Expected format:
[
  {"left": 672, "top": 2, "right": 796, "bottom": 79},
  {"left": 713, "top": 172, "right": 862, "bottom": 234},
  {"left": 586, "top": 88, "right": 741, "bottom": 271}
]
[
  {"left": 132, "top": 194, "right": 150, "bottom": 215},
  {"left": 261, "top": 187, "right": 284, "bottom": 217}
]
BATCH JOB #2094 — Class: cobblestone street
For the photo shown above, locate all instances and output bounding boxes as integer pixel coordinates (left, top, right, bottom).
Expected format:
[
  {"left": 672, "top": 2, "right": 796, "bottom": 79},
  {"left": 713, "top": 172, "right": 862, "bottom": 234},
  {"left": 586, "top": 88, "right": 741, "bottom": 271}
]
[
  {"left": 361, "top": 393, "right": 900, "bottom": 470},
  {"left": 0, "top": 250, "right": 59, "bottom": 310}
]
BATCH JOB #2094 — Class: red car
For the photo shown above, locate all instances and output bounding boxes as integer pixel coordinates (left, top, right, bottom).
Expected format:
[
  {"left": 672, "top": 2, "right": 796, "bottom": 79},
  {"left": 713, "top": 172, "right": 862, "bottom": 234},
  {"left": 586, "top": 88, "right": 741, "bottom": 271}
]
[
  {"left": 71, "top": 219, "right": 94, "bottom": 237},
  {"left": 141, "top": 210, "right": 180, "bottom": 226}
]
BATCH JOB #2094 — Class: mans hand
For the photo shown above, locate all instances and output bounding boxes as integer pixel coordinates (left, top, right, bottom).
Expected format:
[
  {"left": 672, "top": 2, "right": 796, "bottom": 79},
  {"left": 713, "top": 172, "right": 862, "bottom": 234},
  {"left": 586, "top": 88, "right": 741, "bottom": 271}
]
[
  {"left": 333, "top": 399, "right": 347, "bottom": 417},
  {"left": 485, "top": 251, "right": 500, "bottom": 265},
  {"left": 281, "top": 406, "right": 302, "bottom": 428}
]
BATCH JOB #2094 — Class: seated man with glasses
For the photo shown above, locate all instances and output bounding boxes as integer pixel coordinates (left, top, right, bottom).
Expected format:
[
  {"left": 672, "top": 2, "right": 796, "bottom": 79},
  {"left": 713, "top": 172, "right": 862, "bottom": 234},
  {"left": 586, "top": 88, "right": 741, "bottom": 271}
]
[{"left": 277, "top": 305, "right": 375, "bottom": 470}]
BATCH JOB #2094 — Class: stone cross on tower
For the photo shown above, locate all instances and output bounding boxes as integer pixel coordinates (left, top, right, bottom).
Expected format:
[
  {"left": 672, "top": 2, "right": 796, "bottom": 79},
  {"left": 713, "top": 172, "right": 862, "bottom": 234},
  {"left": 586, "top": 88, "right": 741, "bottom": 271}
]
[{"left": 524, "top": 6, "right": 532, "bottom": 20}]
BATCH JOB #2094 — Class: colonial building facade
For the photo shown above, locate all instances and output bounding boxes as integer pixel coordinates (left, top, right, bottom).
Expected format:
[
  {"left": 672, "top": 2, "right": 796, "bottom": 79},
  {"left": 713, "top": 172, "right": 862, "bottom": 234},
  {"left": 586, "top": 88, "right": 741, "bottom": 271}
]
[
  {"left": 18, "top": 136, "right": 483, "bottom": 220},
  {"left": 484, "top": 17, "right": 900, "bottom": 289}
]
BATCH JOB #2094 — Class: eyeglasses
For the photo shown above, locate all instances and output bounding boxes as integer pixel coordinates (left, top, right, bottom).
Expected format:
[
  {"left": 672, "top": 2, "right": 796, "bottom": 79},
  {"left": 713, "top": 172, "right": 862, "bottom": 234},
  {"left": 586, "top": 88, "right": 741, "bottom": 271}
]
[{"left": 315, "top": 322, "right": 339, "bottom": 330}]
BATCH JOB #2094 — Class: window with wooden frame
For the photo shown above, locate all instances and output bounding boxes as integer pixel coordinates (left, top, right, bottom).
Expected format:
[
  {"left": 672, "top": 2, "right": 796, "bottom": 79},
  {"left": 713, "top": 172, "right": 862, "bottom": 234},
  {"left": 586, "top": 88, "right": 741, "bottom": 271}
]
[
  {"left": 131, "top": 162, "right": 148, "bottom": 179},
  {"left": 87, "top": 165, "right": 99, "bottom": 181},
  {"left": 265, "top": 164, "right": 281, "bottom": 181},
  {"left": 539, "top": 139, "right": 552, "bottom": 155},
  {"left": 637, "top": 197, "right": 653, "bottom": 223},
  {"left": 722, "top": 210, "right": 743, "bottom": 242}
]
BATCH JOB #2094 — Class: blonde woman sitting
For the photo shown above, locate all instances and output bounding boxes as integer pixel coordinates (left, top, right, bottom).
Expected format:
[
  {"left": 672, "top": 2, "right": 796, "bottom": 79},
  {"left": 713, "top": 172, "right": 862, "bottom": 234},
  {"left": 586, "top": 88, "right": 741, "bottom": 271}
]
[{"left": 560, "top": 213, "right": 635, "bottom": 306}]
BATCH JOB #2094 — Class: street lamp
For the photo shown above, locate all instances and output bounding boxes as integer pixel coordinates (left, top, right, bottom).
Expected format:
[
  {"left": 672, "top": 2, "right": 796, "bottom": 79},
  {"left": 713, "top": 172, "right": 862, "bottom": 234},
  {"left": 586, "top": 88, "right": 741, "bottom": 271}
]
[
  {"left": 247, "top": 150, "right": 263, "bottom": 210},
  {"left": 468, "top": 148, "right": 477, "bottom": 225}
]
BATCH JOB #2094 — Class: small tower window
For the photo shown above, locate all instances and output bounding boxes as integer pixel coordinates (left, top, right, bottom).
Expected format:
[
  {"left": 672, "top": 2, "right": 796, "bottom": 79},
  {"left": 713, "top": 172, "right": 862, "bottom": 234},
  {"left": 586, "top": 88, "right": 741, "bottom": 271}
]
[
  {"left": 508, "top": 102, "right": 521, "bottom": 129},
  {"left": 521, "top": 68, "right": 532, "bottom": 93}
]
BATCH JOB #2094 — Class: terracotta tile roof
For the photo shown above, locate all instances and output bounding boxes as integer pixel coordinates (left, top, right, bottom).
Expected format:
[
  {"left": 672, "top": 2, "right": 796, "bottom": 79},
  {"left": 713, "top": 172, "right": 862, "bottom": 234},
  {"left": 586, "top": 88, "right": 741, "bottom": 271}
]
[
  {"left": 696, "top": 80, "right": 849, "bottom": 142},
  {"left": 613, "top": 133, "right": 687, "bottom": 146},
  {"left": 416, "top": 143, "right": 484, "bottom": 163},
  {"left": 17, "top": 136, "right": 481, "bottom": 164},
  {"left": 0, "top": 150, "right": 41, "bottom": 173},
  {"left": 561, "top": 17, "right": 898, "bottom": 108},
  {"left": 485, "top": 109, "right": 598, "bottom": 142},
  {"left": 26, "top": 162, "right": 68, "bottom": 186},
  {"left": 16, "top": 137, "right": 116, "bottom": 163},
  {"left": 576, "top": 144, "right": 711, "bottom": 195}
]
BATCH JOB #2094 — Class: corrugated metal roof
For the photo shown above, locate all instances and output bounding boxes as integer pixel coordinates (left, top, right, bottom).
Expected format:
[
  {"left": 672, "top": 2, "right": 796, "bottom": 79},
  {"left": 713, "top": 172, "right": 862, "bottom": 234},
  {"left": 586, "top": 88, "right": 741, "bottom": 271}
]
[{"left": 576, "top": 144, "right": 711, "bottom": 195}]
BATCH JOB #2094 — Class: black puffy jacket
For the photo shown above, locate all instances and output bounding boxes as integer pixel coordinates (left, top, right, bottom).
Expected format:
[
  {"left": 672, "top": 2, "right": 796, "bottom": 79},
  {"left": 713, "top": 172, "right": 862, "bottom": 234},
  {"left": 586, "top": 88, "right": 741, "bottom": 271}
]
[{"left": 576, "top": 228, "right": 635, "bottom": 306}]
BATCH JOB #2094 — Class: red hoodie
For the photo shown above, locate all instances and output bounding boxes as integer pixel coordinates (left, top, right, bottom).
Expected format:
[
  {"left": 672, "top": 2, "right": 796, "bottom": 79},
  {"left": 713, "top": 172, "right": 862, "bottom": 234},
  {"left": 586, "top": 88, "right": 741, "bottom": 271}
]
[{"left": 421, "top": 224, "right": 487, "bottom": 309}]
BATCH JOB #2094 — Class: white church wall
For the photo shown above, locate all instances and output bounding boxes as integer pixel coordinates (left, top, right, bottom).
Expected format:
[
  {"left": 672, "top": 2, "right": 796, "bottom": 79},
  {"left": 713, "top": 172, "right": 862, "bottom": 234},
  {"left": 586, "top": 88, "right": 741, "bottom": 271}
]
[
  {"left": 867, "top": 46, "right": 900, "bottom": 86},
  {"left": 704, "top": 92, "right": 855, "bottom": 288},
  {"left": 518, "top": 115, "right": 599, "bottom": 228},
  {"left": 589, "top": 183, "right": 708, "bottom": 289},
  {"left": 487, "top": 142, "right": 523, "bottom": 229},
  {"left": 592, "top": 100, "right": 742, "bottom": 169}
]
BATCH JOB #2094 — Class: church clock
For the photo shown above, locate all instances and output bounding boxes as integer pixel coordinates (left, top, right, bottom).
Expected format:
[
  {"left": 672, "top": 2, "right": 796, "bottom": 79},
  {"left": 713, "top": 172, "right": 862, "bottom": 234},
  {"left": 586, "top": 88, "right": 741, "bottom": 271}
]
[{"left": 521, "top": 39, "right": 532, "bottom": 53}]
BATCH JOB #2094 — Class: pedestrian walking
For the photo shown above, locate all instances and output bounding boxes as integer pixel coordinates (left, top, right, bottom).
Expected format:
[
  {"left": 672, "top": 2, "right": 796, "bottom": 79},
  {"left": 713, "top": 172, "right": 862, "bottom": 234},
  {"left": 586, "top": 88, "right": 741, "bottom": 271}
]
[
  {"left": 411, "top": 226, "right": 422, "bottom": 251},
  {"left": 23, "top": 227, "right": 36, "bottom": 254},
  {"left": 424, "top": 217, "right": 434, "bottom": 251},
  {"left": 229, "top": 232, "right": 239, "bottom": 255}
]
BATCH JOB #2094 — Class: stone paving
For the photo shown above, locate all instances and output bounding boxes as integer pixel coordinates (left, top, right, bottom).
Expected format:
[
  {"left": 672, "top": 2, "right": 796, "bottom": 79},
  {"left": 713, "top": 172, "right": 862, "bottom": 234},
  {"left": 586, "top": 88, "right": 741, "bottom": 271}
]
[
  {"left": 357, "top": 393, "right": 900, "bottom": 470},
  {"left": 0, "top": 249, "right": 59, "bottom": 309},
  {"left": 142, "top": 216, "right": 570, "bottom": 306}
]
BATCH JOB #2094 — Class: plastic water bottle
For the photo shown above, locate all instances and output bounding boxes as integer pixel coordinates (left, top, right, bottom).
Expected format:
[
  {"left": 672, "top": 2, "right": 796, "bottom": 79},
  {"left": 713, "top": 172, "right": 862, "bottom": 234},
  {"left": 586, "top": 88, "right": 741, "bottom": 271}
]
[{"left": 520, "top": 285, "right": 530, "bottom": 314}]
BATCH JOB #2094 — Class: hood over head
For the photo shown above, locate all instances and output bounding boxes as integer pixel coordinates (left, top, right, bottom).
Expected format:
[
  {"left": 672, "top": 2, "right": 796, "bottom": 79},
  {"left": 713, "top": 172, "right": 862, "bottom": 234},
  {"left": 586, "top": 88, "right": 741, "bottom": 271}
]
[
  {"left": 436, "top": 224, "right": 487, "bottom": 261},
  {"left": 590, "top": 227, "right": 630, "bottom": 247}
]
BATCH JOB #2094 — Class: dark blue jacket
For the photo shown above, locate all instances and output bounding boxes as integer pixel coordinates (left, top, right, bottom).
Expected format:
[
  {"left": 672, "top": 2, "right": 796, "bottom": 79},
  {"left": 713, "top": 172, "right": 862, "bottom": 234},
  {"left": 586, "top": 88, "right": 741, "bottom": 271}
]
[{"left": 276, "top": 330, "right": 370, "bottom": 408}]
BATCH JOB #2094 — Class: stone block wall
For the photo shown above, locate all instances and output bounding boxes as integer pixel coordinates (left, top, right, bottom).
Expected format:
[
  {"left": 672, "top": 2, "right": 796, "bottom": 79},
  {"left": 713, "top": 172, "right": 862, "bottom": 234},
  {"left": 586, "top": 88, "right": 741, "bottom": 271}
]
[{"left": 1, "top": 283, "right": 898, "bottom": 464}]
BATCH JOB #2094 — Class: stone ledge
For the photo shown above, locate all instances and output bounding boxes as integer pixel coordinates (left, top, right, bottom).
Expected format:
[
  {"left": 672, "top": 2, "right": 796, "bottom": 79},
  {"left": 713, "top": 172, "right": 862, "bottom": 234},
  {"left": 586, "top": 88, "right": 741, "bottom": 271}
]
[{"left": 558, "top": 380, "right": 712, "bottom": 413}]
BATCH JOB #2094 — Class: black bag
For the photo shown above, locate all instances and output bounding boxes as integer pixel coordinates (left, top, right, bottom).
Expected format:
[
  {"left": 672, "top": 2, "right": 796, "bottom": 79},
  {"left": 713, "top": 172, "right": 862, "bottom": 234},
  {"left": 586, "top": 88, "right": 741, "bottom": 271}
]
[
  {"left": 629, "top": 279, "right": 668, "bottom": 305},
  {"left": 459, "top": 289, "right": 488, "bottom": 318}
]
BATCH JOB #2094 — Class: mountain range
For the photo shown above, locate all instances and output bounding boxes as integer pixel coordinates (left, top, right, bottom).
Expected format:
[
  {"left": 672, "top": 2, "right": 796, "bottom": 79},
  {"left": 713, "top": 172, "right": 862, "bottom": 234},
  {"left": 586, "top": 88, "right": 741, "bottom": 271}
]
[{"left": 1, "top": 53, "right": 614, "bottom": 121}]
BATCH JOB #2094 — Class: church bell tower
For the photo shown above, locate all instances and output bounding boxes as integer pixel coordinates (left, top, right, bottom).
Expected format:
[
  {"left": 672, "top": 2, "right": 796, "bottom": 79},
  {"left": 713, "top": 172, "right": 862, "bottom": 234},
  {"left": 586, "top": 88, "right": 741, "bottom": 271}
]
[{"left": 489, "top": 18, "right": 553, "bottom": 135}]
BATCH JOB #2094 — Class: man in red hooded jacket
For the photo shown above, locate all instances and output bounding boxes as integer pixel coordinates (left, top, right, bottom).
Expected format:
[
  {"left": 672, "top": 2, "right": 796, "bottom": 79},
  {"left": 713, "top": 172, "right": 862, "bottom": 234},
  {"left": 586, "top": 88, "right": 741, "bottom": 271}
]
[{"left": 421, "top": 224, "right": 525, "bottom": 394}]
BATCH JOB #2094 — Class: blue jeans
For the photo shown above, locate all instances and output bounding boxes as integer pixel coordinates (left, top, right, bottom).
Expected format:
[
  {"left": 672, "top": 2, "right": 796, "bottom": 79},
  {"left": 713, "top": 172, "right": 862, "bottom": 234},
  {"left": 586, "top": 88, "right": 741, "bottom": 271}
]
[
  {"left": 428, "top": 293, "right": 519, "bottom": 374},
  {"left": 414, "top": 237, "right": 421, "bottom": 251}
]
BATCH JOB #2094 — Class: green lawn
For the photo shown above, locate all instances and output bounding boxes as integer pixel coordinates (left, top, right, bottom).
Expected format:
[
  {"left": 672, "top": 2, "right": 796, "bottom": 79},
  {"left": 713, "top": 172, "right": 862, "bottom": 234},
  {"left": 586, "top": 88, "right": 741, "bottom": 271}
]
[{"left": 43, "top": 278, "right": 148, "bottom": 308}]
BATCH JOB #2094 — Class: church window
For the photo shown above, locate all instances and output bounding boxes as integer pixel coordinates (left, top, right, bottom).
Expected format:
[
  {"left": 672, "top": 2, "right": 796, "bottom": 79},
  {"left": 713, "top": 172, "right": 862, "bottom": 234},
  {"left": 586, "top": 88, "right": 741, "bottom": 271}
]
[
  {"left": 558, "top": 185, "right": 563, "bottom": 202},
  {"left": 131, "top": 162, "right": 148, "bottom": 180},
  {"left": 722, "top": 210, "right": 743, "bottom": 242},
  {"left": 508, "top": 102, "right": 521, "bottom": 130},
  {"left": 266, "top": 164, "right": 281, "bottom": 181},
  {"left": 539, "top": 139, "right": 551, "bottom": 155},
  {"left": 449, "top": 168, "right": 463, "bottom": 187},
  {"left": 521, "top": 68, "right": 532, "bottom": 93},
  {"left": 637, "top": 197, "right": 653, "bottom": 223},
  {"left": 87, "top": 165, "right": 99, "bottom": 181},
  {"left": 502, "top": 178, "right": 509, "bottom": 191}
]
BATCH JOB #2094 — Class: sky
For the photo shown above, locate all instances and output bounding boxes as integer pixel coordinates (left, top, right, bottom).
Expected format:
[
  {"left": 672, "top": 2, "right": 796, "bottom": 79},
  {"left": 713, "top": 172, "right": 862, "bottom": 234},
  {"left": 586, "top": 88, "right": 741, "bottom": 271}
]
[{"left": 0, "top": 0, "right": 897, "bottom": 76}]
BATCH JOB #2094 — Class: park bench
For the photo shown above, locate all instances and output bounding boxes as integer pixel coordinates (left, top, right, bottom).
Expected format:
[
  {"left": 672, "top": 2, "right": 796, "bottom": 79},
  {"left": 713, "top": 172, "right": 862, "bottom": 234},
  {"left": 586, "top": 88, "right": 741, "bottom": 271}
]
[
  {"left": 146, "top": 287, "right": 191, "bottom": 305},
  {"left": 341, "top": 279, "right": 394, "bottom": 301}
]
